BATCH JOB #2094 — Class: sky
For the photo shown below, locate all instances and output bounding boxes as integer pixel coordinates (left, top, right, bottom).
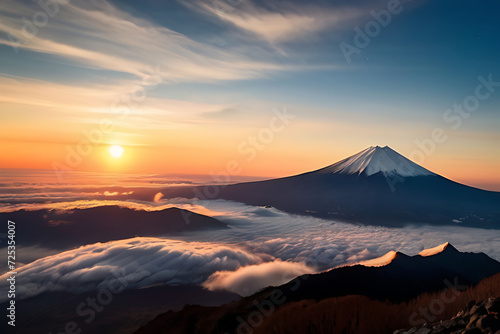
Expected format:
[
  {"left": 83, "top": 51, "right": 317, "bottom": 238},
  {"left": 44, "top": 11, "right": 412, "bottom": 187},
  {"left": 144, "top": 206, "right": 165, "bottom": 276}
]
[{"left": 0, "top": 0, "right": 499, "bottom": 190}]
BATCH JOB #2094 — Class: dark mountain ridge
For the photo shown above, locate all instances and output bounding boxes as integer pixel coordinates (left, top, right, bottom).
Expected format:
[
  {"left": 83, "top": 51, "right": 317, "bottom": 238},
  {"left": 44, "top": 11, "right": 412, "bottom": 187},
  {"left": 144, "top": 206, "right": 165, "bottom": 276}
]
[
  {"left": 0, "top": 206, "right": 228, "bottom": 249},
  {"left": 134, "top": 243, "right": 500, "bottom": 334}
]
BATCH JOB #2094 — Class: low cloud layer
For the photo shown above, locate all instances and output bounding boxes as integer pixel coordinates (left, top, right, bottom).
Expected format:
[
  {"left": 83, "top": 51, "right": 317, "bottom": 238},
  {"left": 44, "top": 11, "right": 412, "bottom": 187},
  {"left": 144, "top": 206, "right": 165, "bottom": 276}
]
[
  {"left": 203, "top": 261, "right": 314, "bottom": 296},
  {"left": 0, "top": 237, "right": 269, "bottom": 302}
]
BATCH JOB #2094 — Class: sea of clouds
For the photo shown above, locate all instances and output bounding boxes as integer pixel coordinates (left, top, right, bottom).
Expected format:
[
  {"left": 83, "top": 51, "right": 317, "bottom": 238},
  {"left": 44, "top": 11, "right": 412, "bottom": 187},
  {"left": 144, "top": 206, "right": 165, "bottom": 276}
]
[{"left": 1, "top": 197, "right": 500, "bottom": 301}]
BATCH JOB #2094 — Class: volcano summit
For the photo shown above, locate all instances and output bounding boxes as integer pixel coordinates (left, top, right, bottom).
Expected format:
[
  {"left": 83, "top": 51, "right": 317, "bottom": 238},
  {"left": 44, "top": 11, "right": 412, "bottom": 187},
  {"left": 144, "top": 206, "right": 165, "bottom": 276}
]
[{"left": 213, "top": 146, "right": 500, "bottom": 227}]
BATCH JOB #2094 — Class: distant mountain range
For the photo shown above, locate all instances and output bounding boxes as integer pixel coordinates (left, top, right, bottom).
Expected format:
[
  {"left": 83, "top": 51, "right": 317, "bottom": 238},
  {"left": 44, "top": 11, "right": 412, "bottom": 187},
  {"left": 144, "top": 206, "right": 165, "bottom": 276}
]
[
  {"left": 0, "top": 206, "right": 228, "bottom": 249},
  {"left": 211, "top": 146, "right": 500, "bottom": 227},
  {"left": 135, "top": 243, "right": 500, "bottom": 334}
]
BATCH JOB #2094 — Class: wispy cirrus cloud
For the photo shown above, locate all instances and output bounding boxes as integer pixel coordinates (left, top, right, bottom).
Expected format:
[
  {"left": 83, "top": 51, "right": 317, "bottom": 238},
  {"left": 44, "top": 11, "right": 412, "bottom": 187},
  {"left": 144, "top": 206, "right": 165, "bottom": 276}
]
[
  {"left": 0, "top": 75, "right": 129, "bottom": 112},
  {"left": 182, "top": 0, "right": 369, "bottom": 44},
  {"left": 0, "top": 0, "right": 285, "bottom": 82},
  {"left": 0, "top": 0, "right": 308, "bottom": 141},
  {"left": 0, "top": 75, "right": 230, "bottom": 116},
  {"left": 0, "top": 74, "right": 233, "bottom": 139}
]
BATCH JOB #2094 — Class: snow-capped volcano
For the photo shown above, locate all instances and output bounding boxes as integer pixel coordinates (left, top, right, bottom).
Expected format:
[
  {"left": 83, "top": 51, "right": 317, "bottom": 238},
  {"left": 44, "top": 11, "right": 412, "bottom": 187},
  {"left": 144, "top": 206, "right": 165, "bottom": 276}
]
[
  {"left": 319, "top": 146, "right": 435, "bottom": 177},
  {"left": 198, "top": 145, "right": 500, "bottom": 227}
]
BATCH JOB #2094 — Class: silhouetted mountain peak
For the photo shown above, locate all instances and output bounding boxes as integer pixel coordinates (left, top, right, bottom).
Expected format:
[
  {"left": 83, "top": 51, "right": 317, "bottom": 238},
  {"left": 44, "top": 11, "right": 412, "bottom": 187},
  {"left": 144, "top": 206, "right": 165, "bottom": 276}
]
[
  {"left": 358, "top": 250, "right": 411, "bottom": 267},
  {"left": 358, "top": 243, "right": 463, "bottom": 268},
  {"left": 418, "top": 242, "right": 459, "bottom": 257},
  {"left": 358, "top": 250, "right": 398, "bottom": 267}
]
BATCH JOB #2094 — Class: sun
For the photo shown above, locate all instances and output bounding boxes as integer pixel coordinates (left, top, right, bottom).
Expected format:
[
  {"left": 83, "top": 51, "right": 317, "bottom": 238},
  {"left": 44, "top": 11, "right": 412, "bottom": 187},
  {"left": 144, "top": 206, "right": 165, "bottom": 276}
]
[{"left": 109, "top": 145, "right": 124, "bottom": 158}]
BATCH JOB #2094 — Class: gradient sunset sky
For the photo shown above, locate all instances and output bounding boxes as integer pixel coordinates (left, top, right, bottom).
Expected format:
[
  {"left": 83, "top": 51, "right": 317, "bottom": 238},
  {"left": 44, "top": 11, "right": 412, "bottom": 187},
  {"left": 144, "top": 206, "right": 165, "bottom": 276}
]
[{"left": 0, "top": 0, "right": 499, "bottom": 190}]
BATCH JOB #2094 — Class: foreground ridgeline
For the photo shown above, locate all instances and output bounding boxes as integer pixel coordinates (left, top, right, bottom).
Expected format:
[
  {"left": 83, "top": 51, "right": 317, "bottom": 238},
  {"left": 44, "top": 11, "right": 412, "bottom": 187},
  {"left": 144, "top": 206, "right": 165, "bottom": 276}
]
[{"left": 135, "top": 243, "right": 500, "bottom": 334}]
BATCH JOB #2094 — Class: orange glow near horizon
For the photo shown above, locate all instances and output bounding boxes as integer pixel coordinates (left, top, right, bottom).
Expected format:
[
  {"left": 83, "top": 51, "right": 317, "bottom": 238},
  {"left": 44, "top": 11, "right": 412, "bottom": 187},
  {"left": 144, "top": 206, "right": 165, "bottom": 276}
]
[{"left": 1, "top": 138, "right": 499, "bottom": 191}]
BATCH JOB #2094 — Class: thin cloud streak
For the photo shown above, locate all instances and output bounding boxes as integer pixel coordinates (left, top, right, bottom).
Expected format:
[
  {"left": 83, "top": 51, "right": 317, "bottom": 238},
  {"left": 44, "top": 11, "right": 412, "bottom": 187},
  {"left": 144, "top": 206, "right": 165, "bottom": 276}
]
[
  {"left": 184, "top": 0, "right": 368, "bottom": 44},
  {"left": 0, "top": 75, "right": 232, "bottom": 126},
  {"left": 0, "top": 0, "right": 286, "bottom": 82}
]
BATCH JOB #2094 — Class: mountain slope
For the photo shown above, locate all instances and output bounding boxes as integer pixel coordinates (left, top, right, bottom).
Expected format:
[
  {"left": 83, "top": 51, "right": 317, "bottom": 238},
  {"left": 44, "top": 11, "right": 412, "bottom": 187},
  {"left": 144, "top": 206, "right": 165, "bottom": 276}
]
[
  {"left": 135, "top": 244, "right": 500, "bottom": 334},
  {"left": 215, "top": 146, "right": 500, "bottom": 227}
]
